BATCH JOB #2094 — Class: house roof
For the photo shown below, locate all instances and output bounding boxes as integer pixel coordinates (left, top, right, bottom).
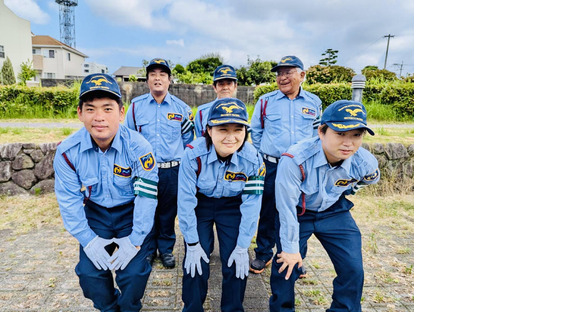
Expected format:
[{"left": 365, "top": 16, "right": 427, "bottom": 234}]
[
  {"left": 31, "top": 35, "right": 88, "bottom": 57},
  {"left": 112, "top": 66, "right": 144, "bottom": 77}
]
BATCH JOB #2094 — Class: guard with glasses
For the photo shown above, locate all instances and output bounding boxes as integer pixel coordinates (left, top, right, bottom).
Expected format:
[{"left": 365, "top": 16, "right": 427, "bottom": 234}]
[{"left": 249, "top": 55, "right": 322, "bottom": 276}]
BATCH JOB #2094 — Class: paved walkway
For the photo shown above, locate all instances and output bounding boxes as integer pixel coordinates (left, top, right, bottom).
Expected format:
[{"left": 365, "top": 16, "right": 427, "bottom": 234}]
[{"left": 0, "top": 223, "right": 413, "bottom": 311}]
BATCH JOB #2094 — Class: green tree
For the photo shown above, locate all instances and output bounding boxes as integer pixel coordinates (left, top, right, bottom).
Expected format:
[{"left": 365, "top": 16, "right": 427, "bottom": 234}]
[
  {"left": 17, "top": 60, "right": 37, "bottom": 85},
  {"left": 1, "top": 57, "right": 16, "bottom": 85},
  {"left": 319, "top": 48, "right": 339, "bottom": 66},
  {"left": 173, "top": 64, "right": 185, "bottom": 74},
  {"left": 236, "top": 56, "right": 277, "bottom": 86},
  {"left": 186, "top": 53, "right": 223, "bottom": 75}
]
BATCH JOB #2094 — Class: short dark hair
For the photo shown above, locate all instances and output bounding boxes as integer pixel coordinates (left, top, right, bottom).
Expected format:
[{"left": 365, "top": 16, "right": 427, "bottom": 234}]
[
  {"left": 203, "top": 125, "right": 248, "bottom": 152},
  {"left": 78, "top": 90, "right": 122, "bottom": 110},
  {"left": 213, "top": 78, "right": 237, "bottom": 88}
]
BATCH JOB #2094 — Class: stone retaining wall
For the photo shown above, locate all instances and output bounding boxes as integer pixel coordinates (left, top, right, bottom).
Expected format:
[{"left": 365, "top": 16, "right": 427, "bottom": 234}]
[{"left": 0, "top": 142, "right": 414, "bottom": 196}]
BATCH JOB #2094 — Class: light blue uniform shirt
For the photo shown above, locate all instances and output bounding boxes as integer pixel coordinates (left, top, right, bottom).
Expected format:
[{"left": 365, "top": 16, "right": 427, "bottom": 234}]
[
  {"left": 178, "top": 137, "right": 265, "bottom": 248},
  {"left": 125, "top": 92, "right": 194, "bottom": 162},
  {"left": 54, "top": 125, "right": 159, "bottom": 247},
  {"left": 250, "top": 88, "right": 322, "bottom": 158},
  {"left": 275, "top": 137, "right": 380, "bottom": 253},
  {"left": 193, "top": 100, "right": 215, "bottom": 139}
]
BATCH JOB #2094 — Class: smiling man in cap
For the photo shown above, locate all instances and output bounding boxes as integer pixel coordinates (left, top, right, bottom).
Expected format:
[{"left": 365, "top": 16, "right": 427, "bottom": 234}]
[
  {"left": 249, "top": 55, "right": 322, "bottom": 276},
  {"left": 125, "top": 58, "right": 194, "bottom": 269},
  {"left": 54, "top": 73, "right": 158, "bottom": 311},
  {"left": 269, "top": 100, "right": 380, "bottom": 312}
]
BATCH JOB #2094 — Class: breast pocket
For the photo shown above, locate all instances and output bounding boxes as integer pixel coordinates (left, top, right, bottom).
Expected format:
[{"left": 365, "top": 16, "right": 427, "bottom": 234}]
[
  {"left": 298, "top": 113, "right": 316, "bottom": 138},
  {"left": 166, "top": 118, "right": 183, "bottom": 141},
  {"left": 264, "top": 114, "right": 282, "bottom": 136},
  {"left": 113, "top": 174, "right": 134, "bottom": 196},
  {"left": 197, "top": 177, "right": 216, "bottom": 194},
  {"left": 136, "top": 120, "right": 151, "bottom": 137}
]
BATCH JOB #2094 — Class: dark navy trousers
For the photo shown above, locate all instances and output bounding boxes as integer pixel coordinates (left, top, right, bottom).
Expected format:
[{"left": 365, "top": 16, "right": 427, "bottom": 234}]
[
  {"left": 269, "top": 195, "right": 364, "bottom": 312},
  {"left": 150, "top": 165, "right": 179, "bottom": 256},
  {"left": 182, "top": 194, "right": 246, "bottom": 312},
  {"left": 253, "top": 159, "right": 278, "bottom": 262},
  {"left": 76, "top": 200, "right": 153, "bottom": 312}
]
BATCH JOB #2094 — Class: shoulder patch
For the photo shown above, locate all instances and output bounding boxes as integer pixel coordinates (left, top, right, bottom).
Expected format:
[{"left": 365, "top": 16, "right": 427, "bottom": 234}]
[
  {"left": 302, "top": 107, "right": 316, "bottom": 116},
  {"left": 139, "top": 152, "right": 156, "bottom": 171},
  {"left": 363, "top": 168, "right": 380, "bottom": 181}
]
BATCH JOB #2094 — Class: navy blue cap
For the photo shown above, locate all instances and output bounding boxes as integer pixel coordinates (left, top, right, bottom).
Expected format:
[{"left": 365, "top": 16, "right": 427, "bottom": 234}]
[
  {"left": 321, "top": 100, "right": 375, "bottom": 136},
  {"left": 146, "top": 58, "right": 171, "bottom": 75},
  {"left": 271, "top": 55, "right": 304, "bottom": 72},
  {"left": 213, "top": 65, "right": 237, "bottom": 82},
  {"left": 207, "top": 98, "right": 249, "bottom": 127},
  {"left": 79, "top": 73, "right": 121, "bottom": 99}
]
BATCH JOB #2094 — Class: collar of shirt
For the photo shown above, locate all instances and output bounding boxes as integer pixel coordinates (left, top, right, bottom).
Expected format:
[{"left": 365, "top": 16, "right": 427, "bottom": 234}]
[
  {"left": 312, "top": 142, "right": 354, "bottom": 174},
  {"left": 78, "top": 127, "right": 123, "bottom": 153},
  {"left": 206, "top": 144, "right": 241, "bottom": 167},
  {"left": 274, "top": 87, "right": 304, "bottom": 101},
  {"left": 146, "top": 92, "right": 171, "bottom": 105}
]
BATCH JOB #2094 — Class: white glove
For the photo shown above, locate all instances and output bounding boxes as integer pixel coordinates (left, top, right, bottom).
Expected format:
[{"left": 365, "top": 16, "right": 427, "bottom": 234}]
[
  {"left": 184, "top": 243, "right": 209, "bottom": 278},
  {"left": 227, "top": 245, "right": 249, "bottom": 279},
  {"left": 109, "top": 237, "right": 139, "bottom": 271},
  {"left": 83, "top": 236, "right": 114, "bottom": 270}
]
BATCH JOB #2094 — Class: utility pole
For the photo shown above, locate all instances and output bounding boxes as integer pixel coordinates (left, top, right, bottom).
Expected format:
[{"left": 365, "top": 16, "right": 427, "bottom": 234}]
[
  {"left": 383, "top": 34, "right": 395, "bottom": 69},
  {"left": 393, "top": 61, "right": 404, "bottom": 77}
]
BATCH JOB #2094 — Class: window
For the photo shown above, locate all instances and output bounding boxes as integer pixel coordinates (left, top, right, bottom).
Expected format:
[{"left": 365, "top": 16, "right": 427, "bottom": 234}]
[
  {"left": 67, "top": 53, "right": 71, "bottom": 61},
  {"left": 49, "top": 50, "right": 55, "bottom": 58},
  {"left": 32, "top": 48, "right": 39, "bottom": 55},
  {"left": 84, "top": 64, "right": 89, "bottom": 67},
  {"left": 84, "top": 69, "right": 89, "bottom": 73},
  {"left": 45, "top": 72, "right": 55, "bottom": 78},
  {"left": 0, "top": 45, "right": 4, "bottom": 58}
]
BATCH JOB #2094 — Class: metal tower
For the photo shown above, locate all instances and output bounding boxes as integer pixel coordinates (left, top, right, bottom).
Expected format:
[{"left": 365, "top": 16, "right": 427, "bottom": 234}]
[{"left": 55, "top": 0, "right": 78, "bottom": 48}]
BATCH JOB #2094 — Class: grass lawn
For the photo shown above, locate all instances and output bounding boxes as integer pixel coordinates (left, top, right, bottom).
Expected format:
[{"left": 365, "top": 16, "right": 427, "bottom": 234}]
[{"left": 1, "top": 118, "right": 413, "bottom": 145}]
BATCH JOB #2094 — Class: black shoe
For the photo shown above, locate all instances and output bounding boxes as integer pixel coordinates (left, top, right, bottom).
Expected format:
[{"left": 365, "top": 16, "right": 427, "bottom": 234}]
[
  {"left": 250, "top": 258, "right": 272, "bottom": 274},
  {"left": 146, "top": 253, "right": 157, "bottom": 266},
  {"left": 160, "top": 253, "right": 176, "bottom": 268},
  {"left": 298, "top": 266, "right": 308, "bottom": 279}
]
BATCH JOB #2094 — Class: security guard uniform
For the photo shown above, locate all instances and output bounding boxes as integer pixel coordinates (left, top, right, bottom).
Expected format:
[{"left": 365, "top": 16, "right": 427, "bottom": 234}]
[
  {"left": 250, "top": 56, "right": 322, "bottom": 270},
  {"left": 269, "top": 101, "right": 380, "bottom": 312},
  {"left": 125, "top": 59, "right": 194, "bottom": 265},
  {"left": 178, "top": 98, "right": 265, "bottom": 312},
  {"left": 55, "top": 119, "right": 158, "bottom": 310}
]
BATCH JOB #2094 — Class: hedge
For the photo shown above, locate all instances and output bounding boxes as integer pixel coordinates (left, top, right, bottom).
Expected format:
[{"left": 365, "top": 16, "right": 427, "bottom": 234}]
[
  {"left": 0, "top": 85, "right": 79, "bottom": 117},
  {"left": 254, "top": 80, "right": 414, "bottom": 119}
]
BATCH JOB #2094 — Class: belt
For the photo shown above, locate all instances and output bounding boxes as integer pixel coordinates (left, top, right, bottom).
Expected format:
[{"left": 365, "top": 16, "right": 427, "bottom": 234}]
[
  {"left": 263, "top": 154, "right": 280, "bottom": 164},
  {"left": 158, "top": 161, "right": 180, "bottom": 169}
]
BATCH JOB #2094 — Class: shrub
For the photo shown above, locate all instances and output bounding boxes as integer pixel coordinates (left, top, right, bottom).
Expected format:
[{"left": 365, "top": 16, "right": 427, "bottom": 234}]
[
  {"left": 0, "top": 85, "right": 78, "bottom": 118},
  {"left": 1, "top": 57, "right": 16, "bottom": 85},
  {"left": 305, "top": 65, "right": 355, "bottom": 84},
  {"left": 253, "top": 79, "right": 414, "bottom": 120},
  {"left": 361, "top": 67, "right": 397, "bottom": 82}
]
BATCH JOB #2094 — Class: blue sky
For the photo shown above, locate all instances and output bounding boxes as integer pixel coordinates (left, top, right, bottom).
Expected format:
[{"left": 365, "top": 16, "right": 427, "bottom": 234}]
[{"left": 5, "top": 0, "right": 414, "bottom": 76}]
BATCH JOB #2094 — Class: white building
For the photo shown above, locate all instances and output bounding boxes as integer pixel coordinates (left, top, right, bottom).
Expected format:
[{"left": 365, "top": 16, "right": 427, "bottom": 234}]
[
  {"left": 83, "top": 62, "right": 109, "bottom": 75},
  {"left": 0, "top": 0, "right": 33, "bottom": 82},
  {"left": 31, "top": 35, "right": 88, "bottom": 80}
]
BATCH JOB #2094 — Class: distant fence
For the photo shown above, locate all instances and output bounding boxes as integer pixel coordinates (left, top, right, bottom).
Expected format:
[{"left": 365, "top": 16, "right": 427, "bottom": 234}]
[{"left": 0, "top": 142, "right": 413, "bottom": 196}]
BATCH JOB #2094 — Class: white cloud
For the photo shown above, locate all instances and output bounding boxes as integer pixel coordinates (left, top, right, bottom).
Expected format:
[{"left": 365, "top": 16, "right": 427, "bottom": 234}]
[
  {"left": 84, "top": 0, "right": 173, "bottom": 30},
  {"left": 166, "top": 39, "right": 185, "bottom": 47},
  {"left": 5, "top": 0, "right": 50, "bottom": 24}
]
